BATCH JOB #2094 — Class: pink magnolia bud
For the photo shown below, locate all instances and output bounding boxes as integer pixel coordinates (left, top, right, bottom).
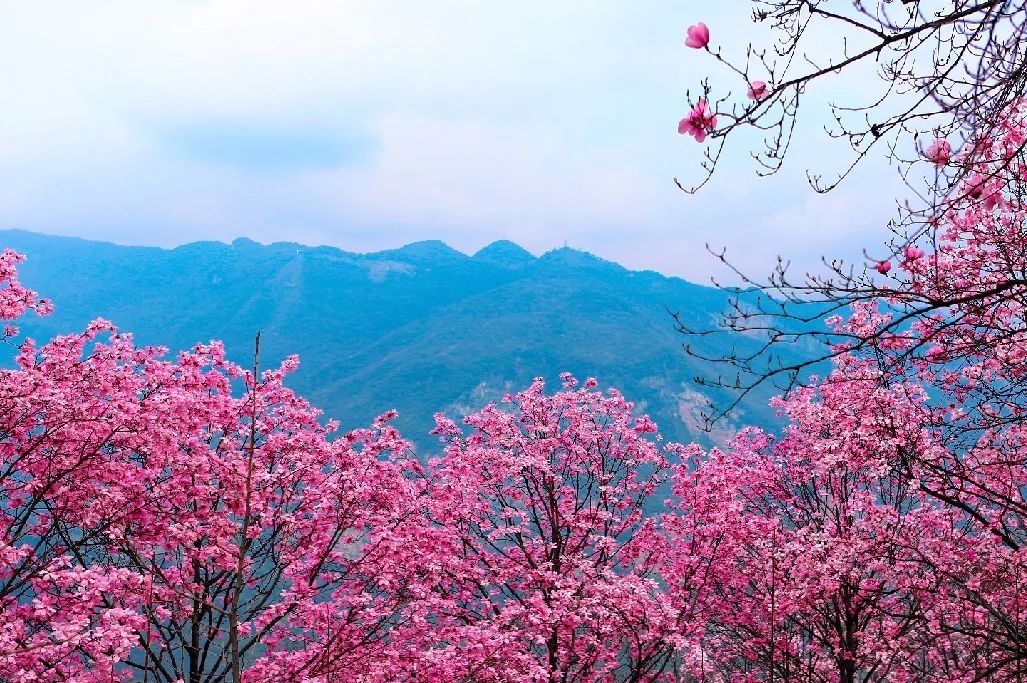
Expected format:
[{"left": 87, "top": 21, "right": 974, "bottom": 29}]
[
  {"left": 747, "top": 80, "right": 768, "bottom": 101},
  {"left": 685, "top": 22, "right": 710, "bottom": 49},
  {"left": 926, "top": 139, "right": 951, "bottom": 167},
  {"left": 875, "top": 260, "right": 892, "bottom": 275},
  {"left": 903, "top": 246, "right": 925, "bottom": 260}
]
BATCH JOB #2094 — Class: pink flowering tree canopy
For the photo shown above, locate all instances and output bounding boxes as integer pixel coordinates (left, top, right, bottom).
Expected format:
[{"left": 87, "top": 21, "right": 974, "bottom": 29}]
[{"left": 423, "top": 374, "right": 684, "bottom": 682}]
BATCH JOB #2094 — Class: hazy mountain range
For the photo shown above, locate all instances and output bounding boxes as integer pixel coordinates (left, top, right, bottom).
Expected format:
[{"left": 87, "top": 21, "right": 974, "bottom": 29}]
[{"left": 0, "top": 229, "right": 814, "bottom": 452}]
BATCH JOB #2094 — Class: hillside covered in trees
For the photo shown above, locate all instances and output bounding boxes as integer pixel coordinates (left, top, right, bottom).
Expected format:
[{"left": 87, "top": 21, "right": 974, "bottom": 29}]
[{"left": 1, "top": 229, "right": 807, "bottom": 449}]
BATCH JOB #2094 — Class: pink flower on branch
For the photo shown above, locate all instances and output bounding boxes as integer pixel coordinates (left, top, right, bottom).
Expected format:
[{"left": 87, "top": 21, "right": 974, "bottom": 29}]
[
  {"left": 903, "top": 246, "right": 925, "bottom": 261},
  {"left": 747, "top": 80, "right": 768, "bottom": 101},
  {"left": 685, "top": 22, "right": 710, "bottom": 49},
  {"left": 678, "top": 99, "right": 717, "bottom": 143},
  {"left": 875, "top": 260, "right": 892, "bottom": 275},
  {"left": 926, "top": 138, "right": 951, "bottom": 166}
]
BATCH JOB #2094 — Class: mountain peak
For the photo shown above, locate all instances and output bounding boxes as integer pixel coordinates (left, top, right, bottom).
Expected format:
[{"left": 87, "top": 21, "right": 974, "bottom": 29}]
[
  {"left": 538, "top": 246, "right": 621, "bottom": 272},
  {"left": 473, "top": 240, "right": 536, "bottom": 267},
  {"left": 374, "top": 240, "right": 468, "bottom": 263},
  {"left": 0, "top": 228, "right": 803, "bottom": 454},
  {"left": 231, "top": 237, "right": 262, "bottom": 250}
]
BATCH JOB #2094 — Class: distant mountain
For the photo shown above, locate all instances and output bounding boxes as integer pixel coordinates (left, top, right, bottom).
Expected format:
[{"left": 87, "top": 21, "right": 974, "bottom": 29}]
[{"left": 0, "top": 229, "right": 816, "bottom": 453}]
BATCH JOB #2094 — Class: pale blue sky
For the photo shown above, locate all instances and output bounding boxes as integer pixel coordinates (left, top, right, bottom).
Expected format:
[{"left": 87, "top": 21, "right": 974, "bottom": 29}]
[{"left": 0, "top": 1, "right": 902, "bottom": 282}]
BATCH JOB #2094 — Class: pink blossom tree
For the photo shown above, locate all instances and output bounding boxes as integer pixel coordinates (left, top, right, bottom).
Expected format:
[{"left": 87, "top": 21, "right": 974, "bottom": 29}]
[
  {"left": 682, "top": 102, "right": 1027, "bottom": 679},
  {"left": 97, "top": 354, "right": 437, "bottom": 683},
  {"left": 0, "top": 250, "right": 443, "bottom": 683},
  {"left": 0, "top": 250, "right": 150, "bottom": 681},
  {"left": 424, "top": 374, "right": 684, "bottom": 682},
  {"left": 667, "top": 369, "right": 957, "bottom": 682}
]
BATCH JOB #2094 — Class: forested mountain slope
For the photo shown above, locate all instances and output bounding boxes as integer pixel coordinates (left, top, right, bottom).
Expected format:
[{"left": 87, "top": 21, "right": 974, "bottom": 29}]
[{"left": 1, "top": 229, "right": 815, "bottom": 451}]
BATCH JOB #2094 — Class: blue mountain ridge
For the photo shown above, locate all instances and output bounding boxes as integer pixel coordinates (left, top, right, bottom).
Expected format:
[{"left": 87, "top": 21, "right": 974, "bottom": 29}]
[{"left": 0, "top": 229, "right": 819, "bottom": 453}]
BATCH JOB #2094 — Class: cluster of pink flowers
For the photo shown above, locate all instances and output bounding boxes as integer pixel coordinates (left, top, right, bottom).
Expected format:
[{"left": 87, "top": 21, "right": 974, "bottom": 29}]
[
  {"left": 679, "top": 21, "right": 769, "bottom": 143},
  {"left": 678, "top": 98, "right": 717, "bottom": 142}
]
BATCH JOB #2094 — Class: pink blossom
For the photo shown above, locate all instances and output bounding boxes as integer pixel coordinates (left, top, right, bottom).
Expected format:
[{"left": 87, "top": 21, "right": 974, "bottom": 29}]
[
  {"left": 747, "top": 80, "right": 768, "bottom": 101},
  {"left": 678, "top": 99, "right": 717, "bottom": 143},
  {"left": 903, "top": 246, "right": 925, "bottom": 260},
  {"left": 875, "top": 260, "right": 892, "bottom": 274},
  {"left": 926, "top": 138, "right": 951, "bottom": 166},
  {"left": 685, "top": 22, "right": 710, "bottom": 49}
]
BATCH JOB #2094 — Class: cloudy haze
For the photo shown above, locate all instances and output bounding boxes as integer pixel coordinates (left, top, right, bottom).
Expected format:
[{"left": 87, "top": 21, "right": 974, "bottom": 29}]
[{"left": 0, "top": 1, "right": 905, "bottom": 282}]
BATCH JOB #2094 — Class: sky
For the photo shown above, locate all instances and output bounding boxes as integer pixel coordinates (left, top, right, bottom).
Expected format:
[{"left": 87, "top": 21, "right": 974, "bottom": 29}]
[{"left": 0, "top": 1, "right": 907, "bottom": 283}]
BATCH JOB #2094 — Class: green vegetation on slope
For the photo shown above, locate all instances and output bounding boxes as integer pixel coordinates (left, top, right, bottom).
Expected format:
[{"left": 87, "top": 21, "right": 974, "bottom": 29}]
[{"left": 1, "top": 230, "right": 816, "bottom": 453}]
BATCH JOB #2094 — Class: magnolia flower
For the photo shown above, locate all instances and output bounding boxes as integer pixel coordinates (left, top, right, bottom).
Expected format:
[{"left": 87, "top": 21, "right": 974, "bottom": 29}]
[
  {"left": 747, "top": 80, "right": 768, "bottom": 101},
  {"left": 966, "top": 172, "right": 985, "bottom": 198},
  {"left": 926, "top": 139, "right": 951, "bottom": 166},
  {"left": 678, "top": 99, "right": 717, "bottom": 143},
  {"left": 903, "top": 246, "right": 925, "bottom": 260},
  {"left": 963, "top": 171, "right": 1002, "bottom": 210},
  {"left": 875, "top": 260, "right": 892, "bottom": 275},
  {"left": 685, "top": 22, "right": 710, "bottom": 49}
]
